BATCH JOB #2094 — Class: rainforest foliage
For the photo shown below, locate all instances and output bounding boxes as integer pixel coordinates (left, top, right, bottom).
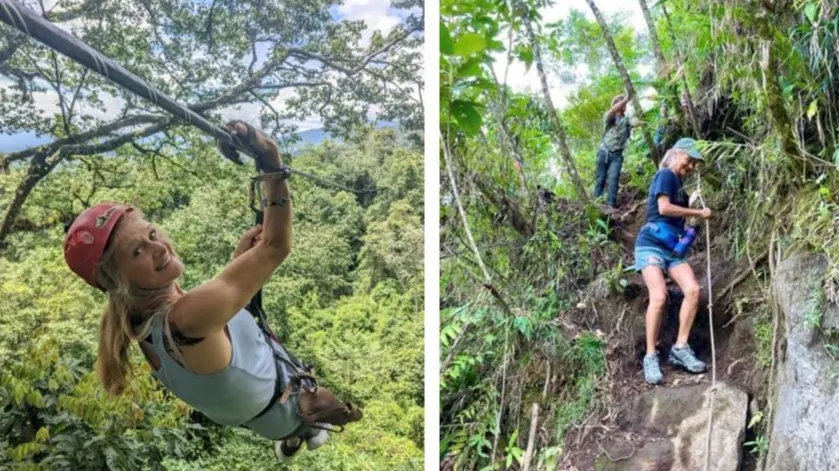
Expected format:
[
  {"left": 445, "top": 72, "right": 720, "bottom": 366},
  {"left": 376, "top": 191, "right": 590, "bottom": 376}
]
[
  {"left": 0, "top": 0, "right": 424, "bottom": 469},
  {"left": 0, "top": 129, "right": 425, "bottom": 470},
  {"left": 441, "top": 0, "right": 839, "bottom": 469}
]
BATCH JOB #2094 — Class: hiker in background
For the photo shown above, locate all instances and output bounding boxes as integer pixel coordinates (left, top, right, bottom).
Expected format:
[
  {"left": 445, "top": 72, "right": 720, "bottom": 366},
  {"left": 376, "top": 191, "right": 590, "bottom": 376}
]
[
  {"left": 653, "top": 103, "right": 676, "bottom": 155},
  {"left": 654, "top": 93, "right": 693, "bottom": 156},
  {"left": 593, "top": 91, "right": 634, "bottom": 207},
  {"left": 634, "top": 138, "right": 711, "bottom": 385}
]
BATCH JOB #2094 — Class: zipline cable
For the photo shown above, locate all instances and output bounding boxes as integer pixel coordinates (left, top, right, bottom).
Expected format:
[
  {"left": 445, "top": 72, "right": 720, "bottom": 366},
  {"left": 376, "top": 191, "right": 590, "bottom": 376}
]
[{"left": 0, "top": 0, "right": 366, "bottom": 195}]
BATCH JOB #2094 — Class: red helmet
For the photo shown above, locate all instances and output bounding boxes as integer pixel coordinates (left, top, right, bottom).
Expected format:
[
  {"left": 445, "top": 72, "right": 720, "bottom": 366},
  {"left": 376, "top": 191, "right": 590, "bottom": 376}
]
[{"left": 64, "top": 202, "right": 132, "bottom": 289}]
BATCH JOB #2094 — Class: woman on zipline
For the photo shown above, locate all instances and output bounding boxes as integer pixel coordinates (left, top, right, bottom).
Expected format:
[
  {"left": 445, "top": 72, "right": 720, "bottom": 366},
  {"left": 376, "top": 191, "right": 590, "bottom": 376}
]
[
  {"left": 634, "top": 137, "right": 711, "bottom": 385},
  {"left": 63, "top": 121, "right": 323, "bottom": 461}
]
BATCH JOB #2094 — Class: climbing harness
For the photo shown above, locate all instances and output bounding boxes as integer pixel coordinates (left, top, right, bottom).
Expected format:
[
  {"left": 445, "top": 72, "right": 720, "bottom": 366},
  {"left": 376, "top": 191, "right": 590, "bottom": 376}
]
[
  {"left": 237, "top": 128, "right": 363, "bottom": 437},
  {"left": 0, "top": 0, "right": 367, "bottom": 195},
  {"left": 694, "top": 170, "right": 717, "bottom": 471}
]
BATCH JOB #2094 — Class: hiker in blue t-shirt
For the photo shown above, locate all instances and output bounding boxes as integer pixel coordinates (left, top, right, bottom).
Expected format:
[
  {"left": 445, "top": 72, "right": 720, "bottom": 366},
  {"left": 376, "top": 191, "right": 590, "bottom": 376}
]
[
  {"left": 594, "top": 91, "right": 634, "bottom": 207},
  {"left": 634, "top": 138, "right": 712, "bottom": 385}
]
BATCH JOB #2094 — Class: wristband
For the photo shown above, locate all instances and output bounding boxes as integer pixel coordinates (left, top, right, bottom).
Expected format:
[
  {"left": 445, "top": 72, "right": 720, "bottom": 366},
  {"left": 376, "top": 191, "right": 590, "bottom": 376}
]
[
  {"left": 261, "top": 193, "right": 294, "bottom": 207},
  {"left": 253, "top": 164, "right": 292, "bottom": 181}
]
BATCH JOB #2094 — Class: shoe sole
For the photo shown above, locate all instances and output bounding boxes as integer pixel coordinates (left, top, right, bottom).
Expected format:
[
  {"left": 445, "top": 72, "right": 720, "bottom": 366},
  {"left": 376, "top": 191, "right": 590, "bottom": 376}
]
[
  {"left": 307, "top": 429, "right": 329, "bottom": 450},
  {"left": 668, "top": 356, "right": 706, "bottom": 374},
  {"left": 274, "top": 440, "right": 302, "bottom": 462}
]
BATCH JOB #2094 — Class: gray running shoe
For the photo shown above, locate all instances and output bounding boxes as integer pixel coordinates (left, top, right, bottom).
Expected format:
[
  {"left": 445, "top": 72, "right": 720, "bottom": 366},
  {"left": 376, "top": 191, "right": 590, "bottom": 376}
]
[
  {"left": 306, "top": 428, "right": 329, "bottom": 450},
  {"left": 274, "top": 438, "right": 302, "bottom": 462},
  {"left": 643, "top": 353, "right": 664, "bottom": 385},
  {"left": 669, "top": 344, "right": 707, "bottom": 373}
]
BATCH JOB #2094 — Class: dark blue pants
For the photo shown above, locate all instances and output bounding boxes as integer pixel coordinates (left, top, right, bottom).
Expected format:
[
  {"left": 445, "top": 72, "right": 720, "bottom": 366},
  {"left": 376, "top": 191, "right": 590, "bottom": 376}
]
[{"left": 593, "top": 148, "right": 623, "bottom": 206}]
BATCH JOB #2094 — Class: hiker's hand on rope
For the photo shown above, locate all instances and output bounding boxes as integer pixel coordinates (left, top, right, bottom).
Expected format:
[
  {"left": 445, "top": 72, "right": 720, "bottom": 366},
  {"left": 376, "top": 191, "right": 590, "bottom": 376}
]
[
  {"left": 232, "top": 225, "right": 263, "bottom": 259},
  {"left": 699, "top": 208, "right": 712, "bottom": 219}
]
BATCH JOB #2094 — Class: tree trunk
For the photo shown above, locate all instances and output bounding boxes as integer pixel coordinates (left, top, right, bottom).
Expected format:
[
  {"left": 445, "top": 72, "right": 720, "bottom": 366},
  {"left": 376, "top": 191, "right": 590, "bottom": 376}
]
[
  {"left": 638, "top": 0, "right": 665, "bottom": 73},
  {"left": 521, "top": 403, "right": 539, "bottom": 471},
  {"left": 517, "top": 0, "right": 591, "bottom": 204},
  {"left": 756, "top": 16, "right": 803, "bottom": 174},
  {"left": 490, "top": 68, "right": 528, "bottom": 192},
  {"left": 661, "top": 4, "right": 702, "bottom": 139},
  {"left": 0, "top": 151, "right": 64, "bottom": 250},
  {"left": 585, "top": 0, "right": 660, "bottom": 164}
]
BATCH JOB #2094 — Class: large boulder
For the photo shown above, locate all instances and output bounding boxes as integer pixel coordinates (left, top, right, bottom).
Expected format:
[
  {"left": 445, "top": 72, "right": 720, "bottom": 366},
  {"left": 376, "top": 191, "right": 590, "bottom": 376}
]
[
  {"left": 766, "top": 253, "right": 839, "bottom": 470},
  {"left": 600, "top": 383, "right": 748, "bottom": 471}
]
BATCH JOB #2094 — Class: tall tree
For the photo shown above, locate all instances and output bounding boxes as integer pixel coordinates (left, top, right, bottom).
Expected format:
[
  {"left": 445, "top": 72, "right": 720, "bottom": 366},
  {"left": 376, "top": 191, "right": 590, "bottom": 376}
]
[
  {"left": 585, "top": 0, "right": 659, "bottom": 164},
  {"left": 638, "top": 0, "right": 665, "bottom": 72},
  {"left": 516, "top": 0, "right": 590, "bottom": 204},
  {"left": 660, "top": 3, "right": 702, "bottom": 138},
  {"left": 755, "top": 6, "right": 802, "bottom": 172}
]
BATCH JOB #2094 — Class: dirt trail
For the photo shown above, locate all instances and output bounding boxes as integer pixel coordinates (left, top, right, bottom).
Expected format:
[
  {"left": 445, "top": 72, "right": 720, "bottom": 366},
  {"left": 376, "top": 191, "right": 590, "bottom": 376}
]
[{"left": 559, "top": 186, "right": 765, "bottom": 470}]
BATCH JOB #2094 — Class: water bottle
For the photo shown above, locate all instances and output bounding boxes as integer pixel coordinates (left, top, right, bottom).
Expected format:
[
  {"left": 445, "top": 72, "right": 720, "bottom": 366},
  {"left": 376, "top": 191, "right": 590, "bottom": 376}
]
[{"left": 672, "top": 226, "right": 699, "bottom": 257}]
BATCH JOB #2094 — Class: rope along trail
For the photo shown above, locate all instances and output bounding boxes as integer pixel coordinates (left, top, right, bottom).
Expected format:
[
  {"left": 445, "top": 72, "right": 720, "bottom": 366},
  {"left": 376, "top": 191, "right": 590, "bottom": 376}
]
[{"left": 695, "top": 169, "right": 717, "bottom": 471}]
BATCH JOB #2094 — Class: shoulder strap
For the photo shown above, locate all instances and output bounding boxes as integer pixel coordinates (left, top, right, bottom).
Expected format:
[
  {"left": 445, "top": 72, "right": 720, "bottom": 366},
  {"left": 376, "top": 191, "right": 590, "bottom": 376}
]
[{"left": 149, "top": 313, "right": 193, "bottom": 372}]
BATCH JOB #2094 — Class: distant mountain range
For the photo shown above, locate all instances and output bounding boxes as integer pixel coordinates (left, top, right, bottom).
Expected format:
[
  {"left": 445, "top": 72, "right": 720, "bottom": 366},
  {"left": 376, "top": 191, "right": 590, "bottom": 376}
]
[
  {"left": 0, "top": 121, "right": 400, "bottom": 154},
  {"left": 292, "top": 121, "right": 398, "bottom": 150}
]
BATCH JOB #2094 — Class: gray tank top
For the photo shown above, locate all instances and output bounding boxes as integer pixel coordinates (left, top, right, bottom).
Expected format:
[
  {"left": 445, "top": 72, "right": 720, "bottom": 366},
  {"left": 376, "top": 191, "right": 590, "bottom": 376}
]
[{"left": 146, "top": 309, "right": 301, "bottom": 439}]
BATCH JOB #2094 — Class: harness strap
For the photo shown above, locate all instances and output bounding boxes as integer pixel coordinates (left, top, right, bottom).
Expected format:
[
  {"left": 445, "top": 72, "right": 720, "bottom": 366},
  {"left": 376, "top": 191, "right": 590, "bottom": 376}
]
[
  {"left": 156, "top": 311, "right": 192, "bottom": 371},
  {"left": 241, "top": 303, "right": 313, "bottom": 426}
]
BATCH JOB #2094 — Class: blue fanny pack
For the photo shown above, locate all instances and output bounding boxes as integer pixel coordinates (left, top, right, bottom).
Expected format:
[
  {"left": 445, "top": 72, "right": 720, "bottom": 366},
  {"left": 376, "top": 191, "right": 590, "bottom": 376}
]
[{"left": 642, "top": 222, "right": 682, "bottom": 251}]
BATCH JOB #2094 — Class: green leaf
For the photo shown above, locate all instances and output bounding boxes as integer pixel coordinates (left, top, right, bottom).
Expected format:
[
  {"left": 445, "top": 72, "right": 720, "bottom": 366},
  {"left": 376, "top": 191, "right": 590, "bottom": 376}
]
[
  {"left": 450, "top": 100, "right": 483, "bottom": 134},
  {"left": 807, "top": 99, "right": 818, "bottom": 120},
  {"left": 748, "top": 411, "right": 764, "bottom": 429},
  {"left": 441, "top": 23, "right": 454, "bottom": 55},
  {"left": 487, "top": 39, "right": 505, "bottom": 51},
  {"left": 517, "top": 46, "right": 534, "bottom": 68},
  {"left": 453, "top": 33, "right": 487, "bottom": 57},
  {"left": 457, "top": 57, "right": 485, "bottom": 78},
  {"left": 805, "top": 3, "right": 819, "bottom": 23}
]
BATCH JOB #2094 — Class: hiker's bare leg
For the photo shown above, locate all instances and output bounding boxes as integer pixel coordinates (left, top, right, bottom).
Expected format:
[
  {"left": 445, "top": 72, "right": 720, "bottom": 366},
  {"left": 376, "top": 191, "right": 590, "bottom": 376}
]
[
  {"left": 668, "top": 262, "right": 701, "bottom": 347},
  {"left": 642, "top": 266, "right": 668, "bottom": 355}
]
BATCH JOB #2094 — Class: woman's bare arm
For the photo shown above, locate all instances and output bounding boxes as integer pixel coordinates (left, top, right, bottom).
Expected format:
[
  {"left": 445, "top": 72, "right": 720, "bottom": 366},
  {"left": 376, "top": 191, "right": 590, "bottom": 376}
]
[
  {"left": 658, "top": 195, "right": 711, "bottom": 219},
  {"left": 171, "top": 124, "right": 293, "bottom": 336}
]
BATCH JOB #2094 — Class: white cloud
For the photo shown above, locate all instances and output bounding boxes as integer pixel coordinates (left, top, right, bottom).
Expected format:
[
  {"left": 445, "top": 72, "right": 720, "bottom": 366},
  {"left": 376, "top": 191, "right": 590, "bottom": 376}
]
[{"left": 338, "top": 0, "right": 401, "bottom": 45}]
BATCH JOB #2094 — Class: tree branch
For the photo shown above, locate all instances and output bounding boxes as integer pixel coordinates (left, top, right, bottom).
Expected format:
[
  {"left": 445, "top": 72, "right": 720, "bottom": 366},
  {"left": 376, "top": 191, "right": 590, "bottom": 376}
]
[
  {"left": 0, "top": 149, "right": 63, "bottom": 249},
  {"left": 4, "top": 114, "right": 162, "bottom": 163},
  {"left": 131, "top": 141, "right": 198, "bottom": 177},
  {"left": 288, "top": 26, "right": 421, "bottom": 77},
  {"left": 0, "top": 38, "right": 24, "bottom": 67}
]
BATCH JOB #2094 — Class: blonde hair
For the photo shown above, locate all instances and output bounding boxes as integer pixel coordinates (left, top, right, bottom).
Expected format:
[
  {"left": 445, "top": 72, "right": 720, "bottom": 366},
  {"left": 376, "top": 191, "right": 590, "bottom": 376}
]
[
  {"left": 94, "top": 209, "right": 178, "bottom": 396},
  {"left": 659, "top": 148, "right": 685, "bottom": 169}
]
